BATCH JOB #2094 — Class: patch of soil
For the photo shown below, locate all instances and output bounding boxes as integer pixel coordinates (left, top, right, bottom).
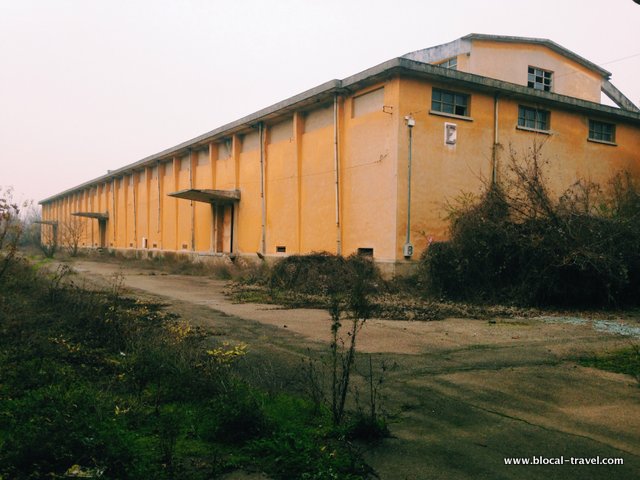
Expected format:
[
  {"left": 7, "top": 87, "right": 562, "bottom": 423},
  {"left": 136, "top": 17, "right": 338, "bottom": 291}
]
[{"left": 66, "top": 259, "right": 640, "bottom": 479}]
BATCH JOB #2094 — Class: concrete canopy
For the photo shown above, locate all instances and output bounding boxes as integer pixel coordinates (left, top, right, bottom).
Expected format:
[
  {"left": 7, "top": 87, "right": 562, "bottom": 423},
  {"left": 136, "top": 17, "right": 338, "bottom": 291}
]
[
  {"left": 168, "top": 189, "right": 241, "bottom": 204},
  {"left": 72, "top": 212, "right": 109, "bottom": 220}
]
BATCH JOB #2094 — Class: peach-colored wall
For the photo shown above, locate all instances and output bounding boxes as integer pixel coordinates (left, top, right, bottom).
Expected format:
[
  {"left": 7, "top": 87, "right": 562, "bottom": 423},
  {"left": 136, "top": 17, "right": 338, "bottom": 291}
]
[
  {"left": 266, "top": 118, "right": 297, "bottom": 254},
  {"left": 193, "top": 147, "right": 213, "bottom": 251},
  {"left": 300, "top": 105, "right": 338, "bottom": 253},
  {"left": 341, "top": 81, "right": 399, "bottom": 260},
  {"left": 41, "top": 73, "right": 639, "bottom": 269},
  {"left": 161, "top": 162, "right": 176, "bottom": 250},
  {"left": 395, "top": 76, "right": 640, "bottom": 261},
  {"left": 465, "top": 40, "right": 603, "bottom": 102},
  {"left": 177, "top": 155, "right": 192, "bottom": 250},
  {"left": 396, "top": 77, "right": 494, "bottom": 257},
  {"left": 236, "top": 136, "right": 262, "bottom": 254}
]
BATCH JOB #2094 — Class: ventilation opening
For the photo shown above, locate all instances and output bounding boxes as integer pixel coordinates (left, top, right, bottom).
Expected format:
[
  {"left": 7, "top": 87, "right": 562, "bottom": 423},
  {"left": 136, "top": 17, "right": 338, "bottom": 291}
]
[
  {"left": 357, "top": 248, "right": 374, "bottom": 257},
  {"left": 181, "top": 243, "right": 189, "bottom": 250},
  {"left": 129, "top": 242, "right": 133, "bottom": 247},
  {"left": 152, "top": 243, "right": 158, "bottom": 249},
  {"left": 276, "top": 246, "right": 286, "bottom": 253},
  {"left": 445, "top": 122, "right": 457, "bottom": 145}
]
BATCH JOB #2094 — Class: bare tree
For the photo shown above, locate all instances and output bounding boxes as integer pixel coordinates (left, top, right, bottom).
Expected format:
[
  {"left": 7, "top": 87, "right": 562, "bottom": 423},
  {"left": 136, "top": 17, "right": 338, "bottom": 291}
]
[
  {"left": 40, "top": 222, "right": 58, "bottom": 258},
  {"left": 0, "top": 187, "right": 23, "bottom": 279},
  {"left": 60, "top": 217, "right": 86, "bottom": 257}
]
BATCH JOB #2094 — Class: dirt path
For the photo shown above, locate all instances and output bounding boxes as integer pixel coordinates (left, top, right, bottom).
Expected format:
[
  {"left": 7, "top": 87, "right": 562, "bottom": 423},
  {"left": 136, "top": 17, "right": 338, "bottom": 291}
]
[{"left": 69, "top": 259, "right": 640, "bottom": 480}]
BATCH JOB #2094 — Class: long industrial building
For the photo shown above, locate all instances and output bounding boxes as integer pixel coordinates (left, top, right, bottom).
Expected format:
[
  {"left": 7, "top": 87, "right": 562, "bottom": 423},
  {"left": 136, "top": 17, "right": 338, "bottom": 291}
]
[{"left": 40, "top": 34, "right": 640, "bottom": 272}]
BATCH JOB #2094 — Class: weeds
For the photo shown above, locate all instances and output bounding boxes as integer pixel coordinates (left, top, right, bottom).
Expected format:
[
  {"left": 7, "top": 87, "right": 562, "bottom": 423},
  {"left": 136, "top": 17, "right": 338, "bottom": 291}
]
[
  {"left": 0, "top": 259, "right": 373, "bottom": 479},
  {"left": 580, "top": 344, "right": 640, "bottom": 384}
]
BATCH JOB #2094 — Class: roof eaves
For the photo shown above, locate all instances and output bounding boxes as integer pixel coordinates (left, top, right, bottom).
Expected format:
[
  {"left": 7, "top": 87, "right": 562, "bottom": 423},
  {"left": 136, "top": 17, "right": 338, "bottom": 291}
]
[
  {"left": 39, "top": 79, "right": 343, "bottom": 204},
  {"left": 396, "top": 57, "right": 639, "bottom": 122},
  {"left": 40, "top": 57, "right": 637, "bottom": 205}
]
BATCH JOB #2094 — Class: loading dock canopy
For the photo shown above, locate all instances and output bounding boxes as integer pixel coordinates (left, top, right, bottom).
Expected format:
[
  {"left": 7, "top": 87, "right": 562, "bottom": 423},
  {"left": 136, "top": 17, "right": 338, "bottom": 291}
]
[
  {"left": 168, "top": 189, "right": 241, "bottom": 204},
  {"left": 72, "top": 212, "right": 109, "bottom": 220}
]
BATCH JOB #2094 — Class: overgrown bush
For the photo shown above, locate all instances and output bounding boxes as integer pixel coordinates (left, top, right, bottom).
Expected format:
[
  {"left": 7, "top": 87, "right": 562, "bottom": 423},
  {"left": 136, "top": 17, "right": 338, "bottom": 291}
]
[
  {"left": 422, "top": 143, "right": 640, "bottom": 307},
  {"left": 268, "top": 252, "right": 382, "bottom": 298}
]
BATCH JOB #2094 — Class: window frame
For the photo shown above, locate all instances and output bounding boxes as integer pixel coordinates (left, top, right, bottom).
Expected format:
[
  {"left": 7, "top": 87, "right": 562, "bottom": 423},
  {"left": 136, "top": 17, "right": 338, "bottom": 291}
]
[
  {"left": 430, "top": 88, "right": 470, "bottom": 119},
  {"left": 517, "top": 105, "right": 551, "bottom": 133},
  {"left": 527, "top": 66, "right": 553, "bottom": 92},
  {"left": 588, "top": 119, "right": 616, "bottom": 145}
]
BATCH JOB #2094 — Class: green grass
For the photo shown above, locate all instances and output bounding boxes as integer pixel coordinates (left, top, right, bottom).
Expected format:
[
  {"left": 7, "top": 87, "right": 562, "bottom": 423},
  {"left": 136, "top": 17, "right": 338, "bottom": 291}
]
[
  {"left": 0, "top": 260, "right": 372, "bottom": 479},
  {"left": 580, "top": 346, "right": 640, "bottom": 379}
]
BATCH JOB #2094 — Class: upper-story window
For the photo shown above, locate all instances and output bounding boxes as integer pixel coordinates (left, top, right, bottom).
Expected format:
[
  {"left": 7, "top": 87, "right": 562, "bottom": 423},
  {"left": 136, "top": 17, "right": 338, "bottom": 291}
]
[
  {"left": 431, "top": 89, "right": 469, "bottom": 116},
  {"left": 518, "top": 106, "right": 550, "bottom": 131},
  {"left": 436, "top": 57, "right": 457, "bottom": 70},
  {"left": 588, "top": 119, "right": 616, "bottom": 144},
  {"left": 527, "top": 66, "right": 552, "bottom": 92}
]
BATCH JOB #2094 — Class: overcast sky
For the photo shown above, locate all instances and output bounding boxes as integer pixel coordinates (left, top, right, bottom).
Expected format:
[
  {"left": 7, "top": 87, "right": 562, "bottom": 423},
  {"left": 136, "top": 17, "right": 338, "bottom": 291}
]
[{"left": 1, "top": 0, "right": 639, "bottom": 206}]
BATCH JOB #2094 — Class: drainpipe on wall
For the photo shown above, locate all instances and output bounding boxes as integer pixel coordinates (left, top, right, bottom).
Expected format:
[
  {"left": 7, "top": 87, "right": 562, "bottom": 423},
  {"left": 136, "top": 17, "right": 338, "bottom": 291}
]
[
  {"left": 189, "top": 148, "right": 195, "bottom": 251},
  {"left": 259, "top": 122, "right": 266, "bottom": 255},
  {"left": 112, "top": 178, "right": 116, "bottom": 241},
  {"left": 492, "top": 92, "right": 500, "bottom": 185},
  {"left": 333, "top": 94, "right": 342, "bottom": 256},
  {"left": 132, "top": 173, "right": 137, "bottom": 248},
  {"left": 156, "top": 160, "right": 161, "bottom": 234}
]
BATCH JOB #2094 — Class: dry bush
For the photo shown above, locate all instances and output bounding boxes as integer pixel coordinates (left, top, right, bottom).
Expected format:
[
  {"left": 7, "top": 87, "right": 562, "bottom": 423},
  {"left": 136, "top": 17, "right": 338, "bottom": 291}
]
[
  {"left": 422, "top": 144, "right": 640, "bottom": 308},
  {"left": 268, "top": 252, "right": 382, "bottom": 298},
  {"left": 60, "top": 217, "right": 86, "bottom": 257},
  {"left": 0, "top": 187, "right": 24, "bottom": 279}
]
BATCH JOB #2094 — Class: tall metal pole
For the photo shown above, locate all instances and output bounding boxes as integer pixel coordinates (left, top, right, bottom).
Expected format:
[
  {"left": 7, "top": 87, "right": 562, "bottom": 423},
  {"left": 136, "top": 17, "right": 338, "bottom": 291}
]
[{"left": 404, "top": 115, "right": 415, "bottom": 258}]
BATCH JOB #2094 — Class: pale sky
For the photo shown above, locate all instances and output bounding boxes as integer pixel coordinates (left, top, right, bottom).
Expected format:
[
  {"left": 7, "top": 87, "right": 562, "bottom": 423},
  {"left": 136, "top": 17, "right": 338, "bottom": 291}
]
[{"left": 1, "top": 0, "right": 639, "bottom": 205}]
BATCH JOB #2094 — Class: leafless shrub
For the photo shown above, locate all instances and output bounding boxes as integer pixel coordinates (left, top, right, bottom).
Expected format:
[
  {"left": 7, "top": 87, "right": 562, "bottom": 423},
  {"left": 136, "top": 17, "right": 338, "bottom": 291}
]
[
  {"left": 0, "top": 187, "right": 24, "bottom": 279},
  {"left": 60, "top": 217, "right": 86, "bottom": 257},
  {"left": 40, "top": 222, "right": 58, "bottom": 258},
  {"left": 423, "top": 142, "right": 640, "bottom": 307}
]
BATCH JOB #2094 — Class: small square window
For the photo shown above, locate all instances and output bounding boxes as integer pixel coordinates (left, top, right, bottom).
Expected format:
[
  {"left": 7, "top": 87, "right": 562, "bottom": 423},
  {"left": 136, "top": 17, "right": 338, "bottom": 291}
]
[
  {"left": 527, "top": 66, "right": 552, "bottom": 92},
  {"left": 518, "top": 106, "right": 550, "bottom": 131},
  {"left": 588, "top": 120, "right": 615, "bottom": 143},
  {"left": 357, "top": 248, "right": 374, "bottom": 257},
  {"left": 276, "top": 246, "right": 286, "bottom": 253},
  {"left": 431, "top": 88, "right": 469, "bottom": 117},
  {"left": 436, "top": 57, "right": 457, "bottom": 70}
]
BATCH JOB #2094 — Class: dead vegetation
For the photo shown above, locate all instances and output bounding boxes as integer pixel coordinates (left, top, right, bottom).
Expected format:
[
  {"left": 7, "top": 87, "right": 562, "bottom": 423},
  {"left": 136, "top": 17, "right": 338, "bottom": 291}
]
[{"left": 421, "top": 143, "right": 640, "bottom": 308}]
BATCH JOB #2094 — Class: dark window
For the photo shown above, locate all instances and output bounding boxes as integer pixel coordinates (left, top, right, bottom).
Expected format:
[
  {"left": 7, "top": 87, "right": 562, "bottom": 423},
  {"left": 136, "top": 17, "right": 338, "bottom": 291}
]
[
  {"left": 518, "top": 106, "right": 550, "bottom": 131},
  {"left": 432, "top": 89, "right": 469, "bottom": 116},
  {"left": 527, "top": 66, "right": 552, "bottom": 92},
  {"left": 276, "top": 246, "right": 286, "bottom": 253},
  {"left": 357, "top": 248, "right": 374, "bottom": 257},
  {"left": 588, "top": 120, "right": 615, "bottom": 143}
]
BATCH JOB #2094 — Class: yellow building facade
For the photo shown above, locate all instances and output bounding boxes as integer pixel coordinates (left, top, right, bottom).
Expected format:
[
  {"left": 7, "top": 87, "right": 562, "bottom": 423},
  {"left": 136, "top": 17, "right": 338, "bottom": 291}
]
[{"left": 40, "top": 34, "right": 640, "bottom": 272}]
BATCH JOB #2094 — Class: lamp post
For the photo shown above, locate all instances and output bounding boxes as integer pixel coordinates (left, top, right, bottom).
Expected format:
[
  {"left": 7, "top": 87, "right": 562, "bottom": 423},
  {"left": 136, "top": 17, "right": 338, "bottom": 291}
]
[{"left": 404, "top": 115, "right": 415, "bottom": 258}]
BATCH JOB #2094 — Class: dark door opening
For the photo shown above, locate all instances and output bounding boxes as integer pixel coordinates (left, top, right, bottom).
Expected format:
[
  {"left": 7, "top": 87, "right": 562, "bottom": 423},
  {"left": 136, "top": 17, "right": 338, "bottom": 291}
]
[
  {"left": 98, "top": 219, "right": 107, "bottom": 248},
  {"left": 213, "top": 204, "right": 234, "bottom": 253}
]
